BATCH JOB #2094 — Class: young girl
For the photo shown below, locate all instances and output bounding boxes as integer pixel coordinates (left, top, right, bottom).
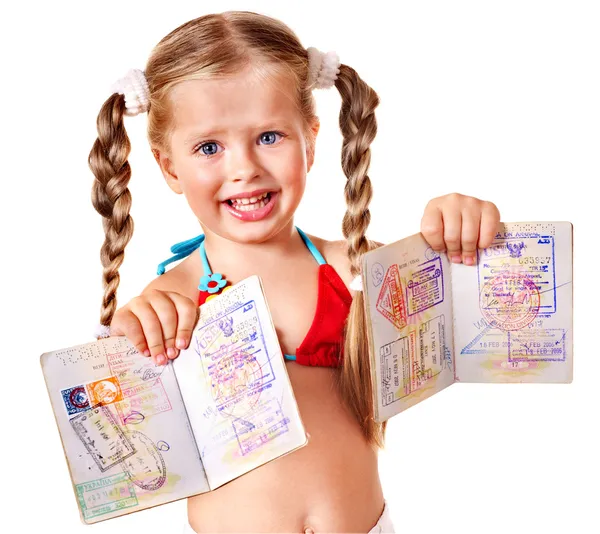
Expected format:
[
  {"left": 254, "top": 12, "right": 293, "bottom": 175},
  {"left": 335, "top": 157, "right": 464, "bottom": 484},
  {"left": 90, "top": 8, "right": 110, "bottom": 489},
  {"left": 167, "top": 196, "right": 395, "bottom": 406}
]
[{"left": 91, "top": 10, "right": 500, "bottom": 533}]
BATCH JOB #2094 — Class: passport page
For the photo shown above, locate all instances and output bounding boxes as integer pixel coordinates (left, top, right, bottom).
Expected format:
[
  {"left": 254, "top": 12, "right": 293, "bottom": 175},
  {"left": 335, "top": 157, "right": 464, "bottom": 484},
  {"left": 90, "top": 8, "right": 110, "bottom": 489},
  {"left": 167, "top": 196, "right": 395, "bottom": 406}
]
[
  {"left": 451, "top": 222, "right": 573, "bottom": 383},
  {"left": 173, "top": 275, "right": 308, "bottom": 490},
  {"left": 361, "top": 232, "right": 456, "bottom": 422},
  {"left": 40, "top": 336, "right": 209, "bottom": 524}
]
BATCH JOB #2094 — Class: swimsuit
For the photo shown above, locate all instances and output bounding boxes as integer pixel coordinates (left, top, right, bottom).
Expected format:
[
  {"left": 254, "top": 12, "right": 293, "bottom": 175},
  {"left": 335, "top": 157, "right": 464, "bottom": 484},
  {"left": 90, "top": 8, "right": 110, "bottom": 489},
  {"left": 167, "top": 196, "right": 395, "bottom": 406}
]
[{"left": 156, "top": 226, "right": 353, "bottom": 367}]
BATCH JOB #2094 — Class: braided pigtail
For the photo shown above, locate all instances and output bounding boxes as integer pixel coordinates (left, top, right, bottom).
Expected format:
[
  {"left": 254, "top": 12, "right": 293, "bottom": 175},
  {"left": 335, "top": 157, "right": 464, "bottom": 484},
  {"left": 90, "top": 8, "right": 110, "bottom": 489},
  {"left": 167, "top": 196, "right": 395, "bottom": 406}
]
[
  {"left": 334, "top": 64, "right": 387, "bottom": 449},
  {"left": 88, "top": 94, "right": 135, "bottom": 329}
]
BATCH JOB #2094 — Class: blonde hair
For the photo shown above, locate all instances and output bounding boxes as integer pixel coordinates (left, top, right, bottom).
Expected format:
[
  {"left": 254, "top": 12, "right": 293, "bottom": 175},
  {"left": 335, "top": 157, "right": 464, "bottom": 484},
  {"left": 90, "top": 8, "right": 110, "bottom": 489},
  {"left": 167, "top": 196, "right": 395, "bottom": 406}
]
[{"left": 88, "top": 10, "right": 386, "bottom": 448}]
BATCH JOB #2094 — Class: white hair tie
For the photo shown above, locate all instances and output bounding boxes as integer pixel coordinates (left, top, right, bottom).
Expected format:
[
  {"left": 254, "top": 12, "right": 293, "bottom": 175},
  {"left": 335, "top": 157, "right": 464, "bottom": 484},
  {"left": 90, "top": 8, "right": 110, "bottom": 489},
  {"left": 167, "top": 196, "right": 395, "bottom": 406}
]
[
  {"left": 307, "top": 47, "right": 341, "bottom": 90},
  {"left": 110, "top": 47, "right": 340, "bottom": 117},
  {"left": 94, "top": 323, "right": 111, "bottom": 340},
  {"left": 350, "top": 275, "right": 363, "bottom": 292},
  {"left": 110, "top": 68, "right": 150, "bottom": 116}
]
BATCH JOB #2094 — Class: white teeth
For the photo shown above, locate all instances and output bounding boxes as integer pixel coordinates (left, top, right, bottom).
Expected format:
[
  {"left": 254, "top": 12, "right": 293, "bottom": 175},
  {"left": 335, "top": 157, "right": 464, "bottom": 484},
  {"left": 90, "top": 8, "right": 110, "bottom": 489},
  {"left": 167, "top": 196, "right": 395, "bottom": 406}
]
[
  {"left": 231, "top": 192, "right": 269, "bottom": 205},
  {"left": 232, "top": 195, "right": 270, "bottom": 211}
]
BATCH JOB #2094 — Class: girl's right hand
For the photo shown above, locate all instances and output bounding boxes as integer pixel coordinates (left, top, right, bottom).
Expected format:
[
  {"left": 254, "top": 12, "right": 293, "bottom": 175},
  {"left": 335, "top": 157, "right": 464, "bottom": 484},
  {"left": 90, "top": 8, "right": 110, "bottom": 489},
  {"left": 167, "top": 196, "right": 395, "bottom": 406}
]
[{"left": 109, "top": 290, "right": 200, "bottom": 366}]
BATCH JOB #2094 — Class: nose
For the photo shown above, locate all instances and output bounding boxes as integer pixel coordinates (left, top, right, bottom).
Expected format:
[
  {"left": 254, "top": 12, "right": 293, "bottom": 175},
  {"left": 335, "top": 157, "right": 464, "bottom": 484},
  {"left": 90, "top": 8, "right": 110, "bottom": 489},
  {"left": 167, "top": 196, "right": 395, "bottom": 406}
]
[{"left": 226, "top": 142, "right": 262, "bottom": 183}]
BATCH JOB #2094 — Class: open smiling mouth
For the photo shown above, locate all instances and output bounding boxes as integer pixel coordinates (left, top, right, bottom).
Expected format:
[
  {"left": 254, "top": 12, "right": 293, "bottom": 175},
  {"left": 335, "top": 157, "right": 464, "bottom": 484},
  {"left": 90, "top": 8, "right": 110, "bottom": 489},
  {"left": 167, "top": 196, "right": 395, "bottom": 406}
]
[{"left": 222, "top": 191, "right": 278, "bottom": 221}]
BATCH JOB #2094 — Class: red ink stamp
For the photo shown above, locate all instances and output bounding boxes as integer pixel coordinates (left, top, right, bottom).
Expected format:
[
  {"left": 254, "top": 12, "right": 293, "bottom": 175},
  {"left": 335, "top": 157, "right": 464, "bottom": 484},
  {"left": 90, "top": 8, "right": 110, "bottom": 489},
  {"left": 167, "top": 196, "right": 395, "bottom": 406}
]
[{"left": 376, "top": 264, "right": 408, "bottom": 330}]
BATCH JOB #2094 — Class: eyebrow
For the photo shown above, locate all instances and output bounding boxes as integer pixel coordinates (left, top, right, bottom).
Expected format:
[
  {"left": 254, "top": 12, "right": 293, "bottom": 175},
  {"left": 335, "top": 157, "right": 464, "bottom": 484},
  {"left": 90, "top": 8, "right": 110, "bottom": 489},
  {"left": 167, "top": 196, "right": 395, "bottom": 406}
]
[{"left": 183, "top": 122, "right": 295, "bottom": 146}]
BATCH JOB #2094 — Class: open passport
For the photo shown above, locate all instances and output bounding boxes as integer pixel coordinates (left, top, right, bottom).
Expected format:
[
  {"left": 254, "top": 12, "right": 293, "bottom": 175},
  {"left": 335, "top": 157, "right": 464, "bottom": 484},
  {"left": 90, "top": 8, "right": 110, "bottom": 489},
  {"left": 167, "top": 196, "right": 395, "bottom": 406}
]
[
  {"left": 41, "top": 221, "right": 573, "bottom": 523},
  {"left": 359, "top": 221, "right": 573, "bottom": 422},
  {"left": 40, "top": 275, "right": 308, "bottom": 524}
]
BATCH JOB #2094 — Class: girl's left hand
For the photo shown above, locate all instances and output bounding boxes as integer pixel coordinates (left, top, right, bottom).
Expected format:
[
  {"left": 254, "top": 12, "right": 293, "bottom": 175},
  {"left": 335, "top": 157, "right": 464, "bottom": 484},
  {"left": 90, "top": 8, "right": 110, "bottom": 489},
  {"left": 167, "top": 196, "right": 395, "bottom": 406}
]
[{"left": 420, "top": 193, "right": 501, "bottom": 266}]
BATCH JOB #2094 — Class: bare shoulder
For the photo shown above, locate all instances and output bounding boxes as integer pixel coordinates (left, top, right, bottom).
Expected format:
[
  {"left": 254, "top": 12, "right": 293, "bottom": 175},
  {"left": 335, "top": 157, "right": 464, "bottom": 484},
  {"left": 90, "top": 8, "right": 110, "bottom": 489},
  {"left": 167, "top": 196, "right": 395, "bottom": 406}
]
[
  {"left": 141, "top": 253, "right": 199, "bottom": 303},
  {"left": 307, "top": 234, "right": 385, "bottom": 292}
]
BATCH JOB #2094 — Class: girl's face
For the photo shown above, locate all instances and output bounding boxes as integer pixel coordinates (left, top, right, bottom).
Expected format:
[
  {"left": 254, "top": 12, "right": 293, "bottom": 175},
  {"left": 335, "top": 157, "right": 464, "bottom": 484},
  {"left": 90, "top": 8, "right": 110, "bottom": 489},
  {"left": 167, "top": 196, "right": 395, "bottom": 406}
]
[{"left": 154, "top": 66, "right": 319, "bottom": 244}]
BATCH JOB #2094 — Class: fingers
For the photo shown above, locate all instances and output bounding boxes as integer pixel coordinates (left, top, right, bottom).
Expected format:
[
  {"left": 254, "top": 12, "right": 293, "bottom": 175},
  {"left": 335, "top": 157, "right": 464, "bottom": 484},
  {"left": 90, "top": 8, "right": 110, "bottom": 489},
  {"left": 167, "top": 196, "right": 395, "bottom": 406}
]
[
  {"left": 460, "top": 206, "right": 481, "bottom": 266},
  {"left": 420, "top": 205, "right": 446, "bottom": 252},
  {"left": 164, "top": 291, "right": 200, "bottom": 358},
  {"left": 109, "top": 309, "right": 151, "bottom": 356},
  {"left": 421, "top": 194, "right": 501, "bottom": 266},
  {"left": 441, "top": 207, "right": 462, "bottom": 264},
  {"left": 478, "top": 201, "right": 501, "bottom": 249},
  {"left": 110, "top": 290, "right": 199, "bottom": 366},
  {"left": 129, "top": 295, "right": 170, "bottom": 365}
]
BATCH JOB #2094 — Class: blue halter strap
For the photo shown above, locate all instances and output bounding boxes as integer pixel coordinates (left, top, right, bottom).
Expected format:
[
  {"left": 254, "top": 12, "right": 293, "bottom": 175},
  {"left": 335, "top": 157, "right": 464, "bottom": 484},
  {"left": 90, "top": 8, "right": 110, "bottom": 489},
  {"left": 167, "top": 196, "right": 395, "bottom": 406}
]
[
  {"left": 156, "top": 234, "right": 205, "bottom": 275},
  {"left": 156, "top": 226, "right": 325, "bottom": 362},
  {"left": 156, "top": 226, "right": 325, "bottom": 276}
]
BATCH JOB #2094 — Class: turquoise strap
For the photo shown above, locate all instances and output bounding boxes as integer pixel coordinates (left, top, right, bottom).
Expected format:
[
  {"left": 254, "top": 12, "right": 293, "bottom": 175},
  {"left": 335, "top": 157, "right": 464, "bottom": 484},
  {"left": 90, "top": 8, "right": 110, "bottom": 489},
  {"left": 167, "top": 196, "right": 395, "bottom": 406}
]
[
  {"left": 198, "top": 239, "right": 212, "bottom": 276},
  {"left": 296, "top": 227, "right": 326, "bottom": 265},
  {"left": 156, "top": 234, "right": 205, "bottom": 275},
  {"left": 157, "top": 230, "right": 308, "bottom": 362},
  {"left": 157, "top": 225, "right": 326, "bottom": 275}
]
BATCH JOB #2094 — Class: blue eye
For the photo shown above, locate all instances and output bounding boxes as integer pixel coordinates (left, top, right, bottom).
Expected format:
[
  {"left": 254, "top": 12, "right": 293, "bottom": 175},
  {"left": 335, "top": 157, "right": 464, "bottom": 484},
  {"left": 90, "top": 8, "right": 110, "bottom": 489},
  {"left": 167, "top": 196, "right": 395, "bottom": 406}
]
[
  {"left": 194, "top": 131, "right": 285, "bottom": 158},
  {"left": 260, "top": 132, "right": 283, "bottom": 145},
  {"left": 198, "top": 142, "right": 219, "bottom": 157}
]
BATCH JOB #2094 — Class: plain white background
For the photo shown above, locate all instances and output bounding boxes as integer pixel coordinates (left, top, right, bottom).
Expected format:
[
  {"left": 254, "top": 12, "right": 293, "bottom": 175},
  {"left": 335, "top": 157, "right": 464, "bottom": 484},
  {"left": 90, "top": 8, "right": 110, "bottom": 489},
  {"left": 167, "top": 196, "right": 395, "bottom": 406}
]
[{"left": 2, "top": 1, "right": 597, "bottom": 532}]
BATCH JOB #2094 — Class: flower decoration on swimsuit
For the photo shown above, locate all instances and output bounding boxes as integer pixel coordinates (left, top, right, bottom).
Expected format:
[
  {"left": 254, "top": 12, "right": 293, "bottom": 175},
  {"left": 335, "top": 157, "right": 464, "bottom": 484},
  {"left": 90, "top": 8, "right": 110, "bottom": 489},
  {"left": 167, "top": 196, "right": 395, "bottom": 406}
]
[{"left": 199, "top": 272, "right": 228, "bottom": 293}]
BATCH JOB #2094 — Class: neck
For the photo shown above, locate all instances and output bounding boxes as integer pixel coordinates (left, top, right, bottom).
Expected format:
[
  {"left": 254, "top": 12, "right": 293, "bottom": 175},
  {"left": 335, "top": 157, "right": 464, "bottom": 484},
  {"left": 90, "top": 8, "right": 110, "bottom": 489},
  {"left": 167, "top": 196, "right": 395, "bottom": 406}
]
[{"left": 200, "top": 220, "right": 305, "bottom": 269}]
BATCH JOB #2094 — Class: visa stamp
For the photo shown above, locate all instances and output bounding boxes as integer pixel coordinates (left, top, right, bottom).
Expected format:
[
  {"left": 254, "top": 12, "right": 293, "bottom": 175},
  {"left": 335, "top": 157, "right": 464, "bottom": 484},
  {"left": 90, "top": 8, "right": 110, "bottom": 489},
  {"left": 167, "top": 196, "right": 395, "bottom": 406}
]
[
  {"left": 376, "top": 264, "right": 407, "bottom": 330},
  {"left": 196, "top": 298, "right": 274, "bottom": 416},
  {"left": 379, "top": 314, "right": 446, "bottom": 406},
  {"left": 370, "top": 262, "right": 385, "bottom": 288},
  {"left": 61, "top": 384, "right": 90, "bottom": 415},
  {"left": 479, "top": 271, "right": 541, "bottom": 331},
  {"left": 107, "top": 348, "right": 166, "bottom": 388},
  {"left": 379, "top": 330, "right": 416, "bottom": 405},
  {"left": 508, "top": 328, "right": 566, "bottom": 362},
  {"left": 115, "top": 379, "right": 172, "bottom": 426},
  {"left": 232, "top": 398, "right": 290, "bottom": 456},
  {"left": 478, "top": 232, "right": 557, "bottom": 314},
  {"left": 70, "top": 404, "right": 136, "bottom": 472},
  {"left": 406, "top": 257, "right": 444, "bottom": 315},
  {"left": 76, "top": 472, "right": 138, "bottom": 521},
  {"left": 86, "top": 376, "right": 123, "bottom": 407},
  {"left": 119, "top": 431, "right": 167, "bottom": 491},
  {"left": 419, "top": 314, "right": 446, "bottom": 369},
  {"left": 211, "top": 348, "right": 265, "bottom": 415},
  {"left": 106, "top": 347, "right": 172, "bottom": 424}
]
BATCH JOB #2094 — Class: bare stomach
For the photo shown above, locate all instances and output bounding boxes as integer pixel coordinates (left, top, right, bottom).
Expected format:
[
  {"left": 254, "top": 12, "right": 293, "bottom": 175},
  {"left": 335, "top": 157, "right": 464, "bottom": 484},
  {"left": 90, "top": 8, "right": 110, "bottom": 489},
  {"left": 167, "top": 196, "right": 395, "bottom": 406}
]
[{"left": 187, "top": 364, "right": 384, "bottom": 533}]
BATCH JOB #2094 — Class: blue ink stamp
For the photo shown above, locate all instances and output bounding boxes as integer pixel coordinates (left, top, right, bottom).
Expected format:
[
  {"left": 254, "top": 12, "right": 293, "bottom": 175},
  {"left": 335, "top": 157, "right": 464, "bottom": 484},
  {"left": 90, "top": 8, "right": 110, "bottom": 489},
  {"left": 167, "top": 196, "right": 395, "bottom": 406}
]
[
  {"left": 443, "top": 344, "right": 453, "bottom": 371},
  {"left": 156, "top": 440, "right": 170, "bottom": 451},
  {"left": 461, "top": 324, "right": 510, "bottom": 356},
  {"left": 61, "top": 384, "right": 90, "bottom": 415},
  {"left": 508, "top": 328, "right": 566, "bottom": 362},
  {"left": 506, "top": 241, "right": 525, "bottom": 258},
  {"left": 217, "top": 316, "right": 234, "bottom": 337},
  {"left": 424, "top": 246, "right": 440, "bottom": 261},
  {"left": 478, "top": 233, "right": 557, "bottom": 314},
  {"left": 406, "top": 257, "right": 444, "bottom": 316},
  {"left": 232, "top": 398, "right": 289, "bottom": 456},
  {"left": 371, "top": 262, "right": 385, "bottom": 287}
]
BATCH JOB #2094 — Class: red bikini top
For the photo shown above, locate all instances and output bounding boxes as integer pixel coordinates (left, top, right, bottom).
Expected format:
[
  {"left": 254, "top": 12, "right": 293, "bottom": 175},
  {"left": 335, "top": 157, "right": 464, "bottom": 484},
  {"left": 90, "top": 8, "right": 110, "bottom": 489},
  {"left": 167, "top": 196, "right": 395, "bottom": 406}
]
[{"left": 194, "top": 227, "right": 353, "bottom": 367}]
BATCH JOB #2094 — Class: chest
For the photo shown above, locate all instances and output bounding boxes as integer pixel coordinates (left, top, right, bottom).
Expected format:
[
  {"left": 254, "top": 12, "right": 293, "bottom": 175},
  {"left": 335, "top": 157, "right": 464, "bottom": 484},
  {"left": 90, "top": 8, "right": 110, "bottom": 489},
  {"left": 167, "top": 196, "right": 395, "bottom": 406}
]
[
  {"left": 262, "top": 266, "right": 321, "bottom": 356},
  {"left": 193, "top": 258, "right": 325, "bottom": 356}
]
